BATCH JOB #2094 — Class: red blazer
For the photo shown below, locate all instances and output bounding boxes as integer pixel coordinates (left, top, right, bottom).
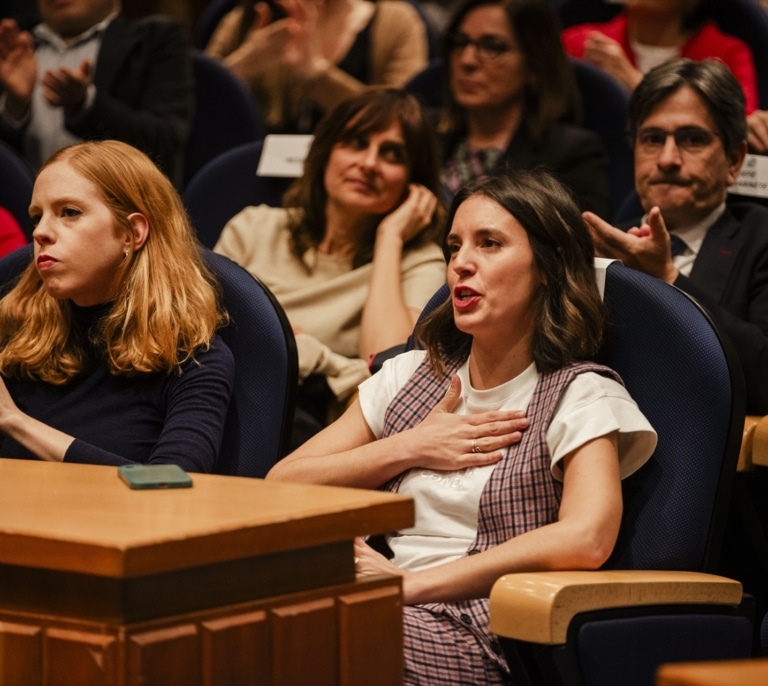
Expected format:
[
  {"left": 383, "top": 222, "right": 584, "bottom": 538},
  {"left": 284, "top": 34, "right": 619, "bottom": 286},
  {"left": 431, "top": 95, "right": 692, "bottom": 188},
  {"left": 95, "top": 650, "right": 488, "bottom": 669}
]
[{"left": 562, "top": 14, "right": 759, "bottom": 113}]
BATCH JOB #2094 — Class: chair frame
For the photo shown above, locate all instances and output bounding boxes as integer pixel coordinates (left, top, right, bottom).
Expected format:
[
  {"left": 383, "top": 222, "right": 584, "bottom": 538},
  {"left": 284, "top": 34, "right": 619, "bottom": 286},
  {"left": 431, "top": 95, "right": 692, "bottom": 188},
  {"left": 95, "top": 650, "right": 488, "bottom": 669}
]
[
  {"left": 205, "top": 250, "right": 298, "bottom": 476},
  {"left": 183, "top": 50, "right": 264, "bottom": 189},
  {"left": 183, "top": 140, "right": 293, "bottom": 249},
  {"left": 488, "top": 262, "right": 751, "bottom": 685}
]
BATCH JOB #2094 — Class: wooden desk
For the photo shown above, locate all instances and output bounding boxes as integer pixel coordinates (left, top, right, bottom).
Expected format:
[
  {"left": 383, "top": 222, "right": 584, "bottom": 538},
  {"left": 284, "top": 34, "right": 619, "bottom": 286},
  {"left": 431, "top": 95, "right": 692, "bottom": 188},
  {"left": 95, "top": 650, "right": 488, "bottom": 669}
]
[{"left": 0, "top": 459, "right": 414, "bottom": 686}]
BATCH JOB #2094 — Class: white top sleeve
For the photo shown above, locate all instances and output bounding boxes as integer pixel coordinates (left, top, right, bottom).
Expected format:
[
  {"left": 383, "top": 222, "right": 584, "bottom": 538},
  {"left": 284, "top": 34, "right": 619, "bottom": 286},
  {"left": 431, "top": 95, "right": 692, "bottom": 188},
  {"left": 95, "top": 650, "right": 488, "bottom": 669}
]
[
  {"left": 359, "top": 351, "right": 658, "bottom": 571},
  {"left": 358, "top": 350, "right": 657, "bottom": 480}
]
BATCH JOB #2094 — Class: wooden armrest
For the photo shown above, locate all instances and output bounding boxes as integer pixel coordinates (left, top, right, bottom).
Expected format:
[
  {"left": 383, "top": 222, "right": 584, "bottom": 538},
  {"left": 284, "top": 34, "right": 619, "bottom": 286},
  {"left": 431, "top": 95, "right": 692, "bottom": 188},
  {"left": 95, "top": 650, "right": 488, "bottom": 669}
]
[
  {"left": 737, "top": 415, "right": 762, "bottom": 472},
  {"left": 752, "top": 415, "right": 768, "bottom": 469},
  {"left": 488, "top": 570, "right": 742, "bottom": 645},
  {"left": 657, "top": 658, "right": 768, "bottom": 686}
]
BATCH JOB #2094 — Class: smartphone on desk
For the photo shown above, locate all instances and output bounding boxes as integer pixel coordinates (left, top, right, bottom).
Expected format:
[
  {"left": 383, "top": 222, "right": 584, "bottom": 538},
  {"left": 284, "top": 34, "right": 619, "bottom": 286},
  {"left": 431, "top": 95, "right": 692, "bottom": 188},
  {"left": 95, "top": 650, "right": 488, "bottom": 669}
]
[{"left": 117, "top": 464, "right": 193, "bottom": 490}]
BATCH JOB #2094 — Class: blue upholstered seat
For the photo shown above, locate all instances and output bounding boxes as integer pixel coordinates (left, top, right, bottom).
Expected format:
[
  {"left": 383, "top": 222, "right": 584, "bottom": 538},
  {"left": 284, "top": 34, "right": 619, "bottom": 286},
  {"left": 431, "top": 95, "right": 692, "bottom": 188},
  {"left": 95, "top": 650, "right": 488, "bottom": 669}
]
[
  {"left": 183, "top": 51, "right": 264, "bottom": 189},
  {"left": 183, "top": 140, "right": 292, "bottom": 249}
]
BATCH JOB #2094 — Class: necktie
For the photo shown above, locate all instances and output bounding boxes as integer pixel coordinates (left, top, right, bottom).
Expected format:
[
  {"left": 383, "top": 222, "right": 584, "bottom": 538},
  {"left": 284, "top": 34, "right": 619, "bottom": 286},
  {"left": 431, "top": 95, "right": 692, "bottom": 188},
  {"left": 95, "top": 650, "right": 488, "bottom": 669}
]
[{"left": 669, "top": 234, "right": 687, "bottom": 257}]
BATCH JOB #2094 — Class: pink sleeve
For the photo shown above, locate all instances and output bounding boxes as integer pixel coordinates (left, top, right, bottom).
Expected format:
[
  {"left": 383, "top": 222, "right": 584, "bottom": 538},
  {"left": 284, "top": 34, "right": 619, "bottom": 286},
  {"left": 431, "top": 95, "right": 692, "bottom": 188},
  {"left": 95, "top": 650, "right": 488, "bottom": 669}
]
[
  {"left": 723, "top": 43, "right": 759, "bottom": 114},
  {"left": 561, "top": 25, "right": 590, "bottom": 59},
  {"left": 683, "top": 23, "right": 760, "bottom": 113},
  {"left": 0, "top": 207, "right": 29, "bottom": 258}
]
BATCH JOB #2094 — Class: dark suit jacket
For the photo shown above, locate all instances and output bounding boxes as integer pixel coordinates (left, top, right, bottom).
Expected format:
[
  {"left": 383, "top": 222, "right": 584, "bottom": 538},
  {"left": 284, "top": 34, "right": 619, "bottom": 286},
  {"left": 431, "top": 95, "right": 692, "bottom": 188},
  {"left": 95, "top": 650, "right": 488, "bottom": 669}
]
[
  {"left": 627, "top": 202, "right": 768, "bottom": 414},
  {"left": 442, "top": 122, "right": 612, "bottom": 217},
  {"left": 1, "top": 15, "right": 194, "bottom": 187}
]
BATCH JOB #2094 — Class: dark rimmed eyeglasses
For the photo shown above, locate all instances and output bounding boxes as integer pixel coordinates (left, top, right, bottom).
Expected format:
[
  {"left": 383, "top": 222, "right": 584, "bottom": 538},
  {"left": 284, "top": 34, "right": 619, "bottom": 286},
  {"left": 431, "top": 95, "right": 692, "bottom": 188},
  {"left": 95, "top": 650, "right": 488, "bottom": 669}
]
[
  {"left": 447, "top": 32, "right": 517, "bottom": 60},
  {"left": 633, "top": 126, "right": 721, "bottom": 156}
]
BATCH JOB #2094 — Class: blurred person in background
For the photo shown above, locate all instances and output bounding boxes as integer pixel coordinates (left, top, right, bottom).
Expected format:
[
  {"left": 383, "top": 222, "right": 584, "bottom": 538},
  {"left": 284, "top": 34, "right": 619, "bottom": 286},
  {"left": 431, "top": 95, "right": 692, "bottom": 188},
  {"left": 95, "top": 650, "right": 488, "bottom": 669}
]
[
  {"left": 0, "top": 0, "right": 194, "bottom": 186},
  {"left": 205, "top": 0, "right": 428, "bottom": 133},
  {"left": 215, "top": 89, "right": 446, "bottom": 447},
  {"left": 440, "top": 0, "right": 611, "bottom": 215}
]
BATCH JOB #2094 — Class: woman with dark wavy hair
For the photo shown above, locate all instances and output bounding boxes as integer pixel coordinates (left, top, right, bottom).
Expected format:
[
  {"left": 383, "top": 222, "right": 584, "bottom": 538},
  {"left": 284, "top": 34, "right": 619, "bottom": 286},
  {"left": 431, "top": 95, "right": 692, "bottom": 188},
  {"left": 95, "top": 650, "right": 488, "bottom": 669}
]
[
  {"left": 215, "top": 88, "right": 446, "bottom": 445},
  {"left": 268, "top": 169, "right": 655, "bottom": 684}
]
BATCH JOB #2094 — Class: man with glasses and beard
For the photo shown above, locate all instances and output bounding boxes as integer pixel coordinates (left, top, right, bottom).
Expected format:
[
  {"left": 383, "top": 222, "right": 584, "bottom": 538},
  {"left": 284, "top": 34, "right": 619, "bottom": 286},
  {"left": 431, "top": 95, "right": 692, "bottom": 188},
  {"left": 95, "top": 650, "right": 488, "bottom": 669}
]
[{"left": 585, "top": 58, "right": 768, "bottom": 416}]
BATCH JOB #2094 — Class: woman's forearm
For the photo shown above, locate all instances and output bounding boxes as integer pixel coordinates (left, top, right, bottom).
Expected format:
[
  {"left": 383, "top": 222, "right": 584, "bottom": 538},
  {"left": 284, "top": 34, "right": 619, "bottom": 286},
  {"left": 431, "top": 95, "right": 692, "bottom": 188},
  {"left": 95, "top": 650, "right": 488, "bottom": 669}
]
[
  {"left": 359, "top": 232, "right": 416, "bottom": 361},
  {"left": 268, "top": 392, "right": 527, "bottom": 487},
  {"left": 267, "top": 417, "right": 422, "bottom": 488},
  {"left": 403, "top": 514, "right": 617, "bottom": 605},
  {"left": 0, "top": 410, "right": 74, "bottom": 462},
  {"left": 403, "top": 434, "right": 623, "bottom": 604}
]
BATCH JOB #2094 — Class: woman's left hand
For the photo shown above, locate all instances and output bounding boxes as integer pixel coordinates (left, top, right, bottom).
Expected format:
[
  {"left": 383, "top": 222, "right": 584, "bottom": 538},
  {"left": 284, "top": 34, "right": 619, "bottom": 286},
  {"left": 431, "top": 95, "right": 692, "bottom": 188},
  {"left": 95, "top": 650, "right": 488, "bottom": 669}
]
[
  {"left": 354, "top": 537, "right": 406, "bottom": 578},
  {"left": 583, "top": 31, "right": 643, "bottom": 91},
  {"left": 376, "top": 184, "right": 437, "bottom": 246},
  {"left": 280, "top": 0, "right": 328, "bottom": 77}
]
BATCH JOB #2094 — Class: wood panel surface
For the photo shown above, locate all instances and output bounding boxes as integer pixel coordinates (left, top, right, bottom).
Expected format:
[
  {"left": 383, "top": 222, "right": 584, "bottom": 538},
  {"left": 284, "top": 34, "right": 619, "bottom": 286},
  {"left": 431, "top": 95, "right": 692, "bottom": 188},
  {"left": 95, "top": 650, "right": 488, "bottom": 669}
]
[
  {"left": 0, "top": 575, "right": 403, "bottom": 685},
  {"left": 0, "top": 459, "right": 413, "bottom": 577}
]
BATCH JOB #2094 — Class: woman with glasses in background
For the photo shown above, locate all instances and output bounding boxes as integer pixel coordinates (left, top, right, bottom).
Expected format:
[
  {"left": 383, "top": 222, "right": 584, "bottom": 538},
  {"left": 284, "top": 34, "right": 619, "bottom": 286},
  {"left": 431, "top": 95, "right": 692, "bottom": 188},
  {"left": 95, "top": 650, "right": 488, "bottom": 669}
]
[{"left": 439, "top": 0, "right": 611, "bottom": 216}]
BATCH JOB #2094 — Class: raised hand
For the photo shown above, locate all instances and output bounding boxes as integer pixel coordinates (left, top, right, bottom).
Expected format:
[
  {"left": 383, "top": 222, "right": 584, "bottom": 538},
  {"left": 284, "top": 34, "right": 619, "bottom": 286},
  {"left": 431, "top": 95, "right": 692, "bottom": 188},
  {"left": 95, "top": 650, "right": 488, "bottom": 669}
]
[
  {"left": 583, "top": 207, "right": 679, "bottom": 283},
  {"left": 376, "top": 184, "right": 438, "bottom": 245},
  {"left": 747, "top": 110, "right": 768, "bottom": 154},
  {"left": 223, "top": 2, "right": 297, "bottom": 82},
  {"left": 41, "top": 59, "right": 93, "bottom": 116},
  {"left": 406, "top": 374, "right": 530, "bottom": 472},
  {"left": 0, "top": 19, "right": 37, "bottom": 117},
  {"left": 280, "top": 0, "right": 326, "bottom": 77},
  {"left": 583, "top": 31, "right": 643, "bottom": 91}
]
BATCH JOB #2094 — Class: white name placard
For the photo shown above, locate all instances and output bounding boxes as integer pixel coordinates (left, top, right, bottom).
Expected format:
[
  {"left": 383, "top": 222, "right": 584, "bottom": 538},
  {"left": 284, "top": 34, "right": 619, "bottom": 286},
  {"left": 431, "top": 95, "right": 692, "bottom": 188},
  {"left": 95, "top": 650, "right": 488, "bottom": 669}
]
[
  {"left": 730, "top": 154, "right": 768, "bottom": 199},
  {"left": 256, "top": 134, "right": 314, "bottom": 177}
]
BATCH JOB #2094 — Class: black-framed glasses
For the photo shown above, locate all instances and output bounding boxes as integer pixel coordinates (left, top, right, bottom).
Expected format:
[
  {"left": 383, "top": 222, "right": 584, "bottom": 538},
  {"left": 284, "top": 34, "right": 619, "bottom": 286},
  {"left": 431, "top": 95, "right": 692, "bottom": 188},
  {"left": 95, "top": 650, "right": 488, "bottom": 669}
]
[
  {"left": 447, "top": 32, "right": 517, "bottom": 60},
  {"left": 634, "top": 126, "right": 721, "bottom": 156}
]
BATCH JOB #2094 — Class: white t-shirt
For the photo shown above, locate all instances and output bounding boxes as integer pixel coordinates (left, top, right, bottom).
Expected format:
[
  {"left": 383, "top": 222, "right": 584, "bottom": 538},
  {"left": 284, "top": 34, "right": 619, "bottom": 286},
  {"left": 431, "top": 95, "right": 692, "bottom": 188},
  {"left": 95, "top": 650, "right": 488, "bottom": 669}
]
[
  {"left": 630, "top": 40, "right": 680, "bottom": 75},
  {"left": 358, "top": 350, "right": 657, "bottom": 571}
]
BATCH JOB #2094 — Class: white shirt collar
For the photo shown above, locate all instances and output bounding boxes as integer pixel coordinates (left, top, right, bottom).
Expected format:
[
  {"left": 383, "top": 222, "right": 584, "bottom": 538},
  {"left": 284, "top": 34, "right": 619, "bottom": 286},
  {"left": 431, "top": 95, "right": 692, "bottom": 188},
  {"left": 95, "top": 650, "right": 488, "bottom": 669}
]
[
  {"left": 642, "top": 202, "right": 726, "bottom": 257},
  {"left": 34, "top": 11, "right": 117, "bottom": 50}
]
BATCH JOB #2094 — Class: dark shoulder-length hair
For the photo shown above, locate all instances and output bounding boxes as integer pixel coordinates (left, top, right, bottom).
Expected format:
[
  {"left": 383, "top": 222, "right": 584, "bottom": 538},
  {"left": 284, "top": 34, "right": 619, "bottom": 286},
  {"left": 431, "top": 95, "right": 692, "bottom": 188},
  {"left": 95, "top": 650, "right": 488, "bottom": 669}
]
[
  {"left": 441, "top": 0, "right": 581, "bottom": 140},
  {"left": 417, "top": 169, "right": 605, "bottom": 374},
  {"left": 282, "top": 88, "right": 446, "bottom": 269}
]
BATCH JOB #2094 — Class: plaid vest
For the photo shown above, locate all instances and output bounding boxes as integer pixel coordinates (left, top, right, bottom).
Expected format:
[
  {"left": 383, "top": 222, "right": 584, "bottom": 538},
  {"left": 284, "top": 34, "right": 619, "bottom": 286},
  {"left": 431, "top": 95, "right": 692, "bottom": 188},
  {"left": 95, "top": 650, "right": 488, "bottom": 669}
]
[{"left": 381, "top": 354, "right": 622, "bottom": 664}]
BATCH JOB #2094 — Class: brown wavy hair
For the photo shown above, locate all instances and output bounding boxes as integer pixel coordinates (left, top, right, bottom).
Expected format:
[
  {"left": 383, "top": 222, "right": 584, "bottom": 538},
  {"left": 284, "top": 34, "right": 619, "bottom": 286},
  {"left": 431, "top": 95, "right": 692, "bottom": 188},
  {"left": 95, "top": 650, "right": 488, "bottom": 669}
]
[
  {"left": 418, "top": 169, "right": 605, "bottom": 374},
  {"left": 282, "top": 88, "right": 446, "bottom": 269},
  {"left": 0, "top": 140, "right": 226, "bottom": 384}
]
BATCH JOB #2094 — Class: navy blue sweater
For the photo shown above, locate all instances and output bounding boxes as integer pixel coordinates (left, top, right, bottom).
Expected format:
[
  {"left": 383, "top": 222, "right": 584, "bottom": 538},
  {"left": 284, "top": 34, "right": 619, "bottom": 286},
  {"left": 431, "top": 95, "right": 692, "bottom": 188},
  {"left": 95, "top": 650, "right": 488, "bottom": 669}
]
[{"left": 0, "top": 306, "right": 235, "bottom": 473}]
